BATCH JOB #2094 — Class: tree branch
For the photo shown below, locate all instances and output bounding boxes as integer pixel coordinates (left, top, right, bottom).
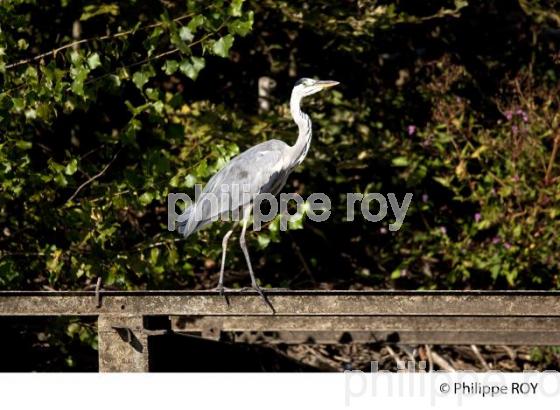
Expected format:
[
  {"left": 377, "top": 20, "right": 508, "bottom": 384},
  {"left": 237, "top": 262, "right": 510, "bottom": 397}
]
[
  {"left": 66, "top": 149, "right": 121, "bottom": 204},
  {"left": 5, "top": 13, "right": 197, "bottom": 70}
]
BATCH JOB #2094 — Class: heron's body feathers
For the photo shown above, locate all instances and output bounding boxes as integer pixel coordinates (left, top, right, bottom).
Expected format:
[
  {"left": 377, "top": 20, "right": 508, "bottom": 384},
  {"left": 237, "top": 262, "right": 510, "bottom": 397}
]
[{"left": 178, "top": 139, "right": 292, "bottom": 236}]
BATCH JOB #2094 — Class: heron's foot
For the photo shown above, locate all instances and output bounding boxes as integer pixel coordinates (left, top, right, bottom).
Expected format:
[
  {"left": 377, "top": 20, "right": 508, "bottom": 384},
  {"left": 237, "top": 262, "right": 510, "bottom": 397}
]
[
  {"left": 251, "top": 282, "right": 276, "bottom": 314},
  {"left": 211, "top": 283, "right": 230, "bottom": 306},
  {"left": 212, "top": 283, "right": 226, "bottom": 295}
]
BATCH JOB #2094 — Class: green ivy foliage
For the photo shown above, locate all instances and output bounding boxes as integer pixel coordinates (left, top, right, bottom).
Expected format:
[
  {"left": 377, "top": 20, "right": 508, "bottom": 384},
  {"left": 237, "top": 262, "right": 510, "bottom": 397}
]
[{"left": 0, "top": 0, "right": 254, "bottom": 288}]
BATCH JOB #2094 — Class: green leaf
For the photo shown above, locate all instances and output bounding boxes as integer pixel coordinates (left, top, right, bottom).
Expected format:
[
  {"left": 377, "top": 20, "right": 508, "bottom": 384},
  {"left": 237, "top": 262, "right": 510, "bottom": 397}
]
[
  {"left": 152, "top": 100, "right": 164, "bottom": 113},
  {"left": 392, "top": 156, "right": 409, "bottom": 167},
  {"left": 17, "top": 39, "right": 29, "bottom": 50},
  {"left": 187, "top": 15, "right": 205, "bottom": 33},
  {"left": 257, "top": 234, "right": 270, "bottom": 249},
  {"left": 132, "top": 65, "right": 155, "bottom": 90},
  {"left": 87, "top": 53, "right": 101, "bottom": 70},
  {"left": 179, "top": 26, "right": 194, "bottom": 42},
  {"left": 54, "top": 173, "right": 68, "bottom": 187},
  {"left": 288, "top": 213, "right": 304, "bottom": 230},
  {"left": 163, "top": 60, "right": 179, "bottom": 75},
  {"left": 12, "top": 98, "right": 25, "bottom": 110},
  {"left": 150, "top": 247, "right": 160, "bottom": 264},
  {"left": 228, "top": 12, "right": 254, "bottom": 36},
  {"left": 65, "top": 159, "right": 78, "bottom": 175},
  {"left": 179, "top": 57, "right": 206, "bottom": 80},
  {"left": 229, "top": 0, "right": 245, "bottom": 17},
  {"left": 80, "top": 4, "right": 120, "bottom": 21},
  {"left": 15, "top": 140, "right": 32, "bottom": 150},
  {"left": 433, "top": 176, "right": 451, "bottom": 188},
  {"left": 70, "top": 64, "right": 89, "bottom": 97},
  {"left": 185, "top": 174, "right": 196, "bottom": 188},
  {"left": 70, "top": 51, "right": 82, "bottom": 65},
  {"left": 46, "top": 249, "right": 64, "bottom": 274},
  {"left": 170, "top": 32, "right": 191, "bottom": 54},
  {"left": 139, "top": 192, "right": 154, "bottom": 206},
  {"left": 145, "top": 88, "right": 160, "bottom": 101},
  {"left": 212, "top": 34, "right": 234, "bottom": 58},
  {"left": 132, "top": 71, "right": 149, "bottom": 90}
]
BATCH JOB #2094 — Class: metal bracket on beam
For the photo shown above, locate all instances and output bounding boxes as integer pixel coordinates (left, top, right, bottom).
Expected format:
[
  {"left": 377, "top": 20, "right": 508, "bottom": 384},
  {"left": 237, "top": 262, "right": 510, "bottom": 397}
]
[{"left": 95, "top": 277, "right": 102, "bottom": 309}]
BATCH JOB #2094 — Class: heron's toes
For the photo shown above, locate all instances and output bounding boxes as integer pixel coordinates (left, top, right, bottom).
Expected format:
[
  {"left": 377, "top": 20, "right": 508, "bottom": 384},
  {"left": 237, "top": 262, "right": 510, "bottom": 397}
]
[
  {"left": 211, "top": 285, "right": 231, "bottom": 307},
  {"left": 251, "top": 283, "right": 264, "bottom": 295},
  {"left": 251, "top": 283, "right": 275, "bottom": 314}
]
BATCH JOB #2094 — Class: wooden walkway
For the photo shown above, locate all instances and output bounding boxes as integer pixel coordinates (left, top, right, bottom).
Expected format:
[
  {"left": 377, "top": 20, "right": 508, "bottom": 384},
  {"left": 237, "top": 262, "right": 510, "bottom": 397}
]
[{"left": 1, "top": 290, "right": 559, "bottom": 371}]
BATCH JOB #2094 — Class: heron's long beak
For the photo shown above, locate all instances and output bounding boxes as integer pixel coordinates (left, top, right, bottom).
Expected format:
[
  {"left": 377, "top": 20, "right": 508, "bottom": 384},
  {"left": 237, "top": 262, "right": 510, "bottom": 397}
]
[{"left": 316, "top": 80, "right": 339, "bottom": 89}]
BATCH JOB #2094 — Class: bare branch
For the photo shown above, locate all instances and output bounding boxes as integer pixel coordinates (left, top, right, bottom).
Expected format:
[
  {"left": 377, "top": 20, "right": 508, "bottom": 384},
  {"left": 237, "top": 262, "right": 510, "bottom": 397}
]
[
  {"left": 470, "top": 344, "right": 490, "bottom": 370},
  {"left": 5, "top": 13, "right": 197, "bottom": 70},
  {"left": 431, "top": 350, "right": 456, "bottom": 372},
  {"left": 66, "top": 149, "right": 121, "bottom": 204}
]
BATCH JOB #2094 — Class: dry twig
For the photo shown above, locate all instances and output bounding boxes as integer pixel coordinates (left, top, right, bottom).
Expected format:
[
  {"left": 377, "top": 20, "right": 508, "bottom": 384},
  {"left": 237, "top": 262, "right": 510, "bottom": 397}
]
[
  {"left": 431, "top": 350, "right": 456, "bottom": 372},
  {"left": 470, "top": 345, "right": 490, "bottom": 370},
  {"left": 66, "top": 149, "right": 121, "bottom": 204}
]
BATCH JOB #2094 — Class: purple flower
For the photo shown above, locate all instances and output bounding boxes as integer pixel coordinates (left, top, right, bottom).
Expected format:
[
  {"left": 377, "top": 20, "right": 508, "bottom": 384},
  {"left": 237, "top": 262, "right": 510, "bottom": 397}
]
[
  {"left": 512, "top": 125, "right": 518, "bottom": 135},
  {"left": 513, "top": 174, "right": 520, "bottom": 182},
  {"left": 379, "top": 227, "right": 387, "bottom": 234},
  {"left": 492, "top": 237, "right": 501, "bottom": 244},
  {"left": 505, "top": 110, "right": 513, "bottom": 121},
  {"left": 504, "top": 242, "right": 512, "bottom": 250},
  {"left": 422, "top": 193, "right": 429, "bottom": 203},
  {"left": 407, "top": 125, "right": 416, "bottom": 136},
  {"left": 515, "top": 109, "right": 529, "bottom": 123},
  {"left": 474, "top": 213, "right": 481, "bottom": 223}
]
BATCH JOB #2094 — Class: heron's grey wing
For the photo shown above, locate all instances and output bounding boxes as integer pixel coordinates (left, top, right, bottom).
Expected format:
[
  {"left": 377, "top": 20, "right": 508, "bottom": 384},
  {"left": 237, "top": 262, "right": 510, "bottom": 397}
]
[{"left": 178, "top": 140, "right": 289, "bottom": 236}]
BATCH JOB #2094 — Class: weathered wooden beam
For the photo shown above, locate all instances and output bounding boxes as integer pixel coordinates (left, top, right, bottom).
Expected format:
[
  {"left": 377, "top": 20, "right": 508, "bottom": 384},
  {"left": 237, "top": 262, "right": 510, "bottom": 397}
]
[
  {"left": 97, "top": 315, "right": 149, "bottom": 372},
  {"left": 172, "top": 316, "right": 560, "bottom": 345},
  {"left": 2, "top": 290, "right": 560, "bottom": 366},
  {"left": 213, "top": 330, "right": 560, "bottom": 345},
  {"left": 1, "top": 290, "right": 559, "bottom": 316}
]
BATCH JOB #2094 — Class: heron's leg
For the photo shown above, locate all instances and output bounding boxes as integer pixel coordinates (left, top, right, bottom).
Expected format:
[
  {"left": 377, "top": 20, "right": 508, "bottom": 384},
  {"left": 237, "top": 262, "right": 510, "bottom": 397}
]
[
  {"left": 239, "top": 208, "right": 275, "bottom": 313},
  {"left": 239, "top": 209, "right": 257, "bottom": 287},
  {"left": 216, "top": 228, "right": 234, "bottom": 294}
]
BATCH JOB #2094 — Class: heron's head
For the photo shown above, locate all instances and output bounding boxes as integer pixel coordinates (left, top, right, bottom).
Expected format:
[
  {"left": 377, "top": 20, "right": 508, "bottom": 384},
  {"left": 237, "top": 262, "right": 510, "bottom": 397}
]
[{"left": 293, "top": 78, "right": 339, "bottom": 97}]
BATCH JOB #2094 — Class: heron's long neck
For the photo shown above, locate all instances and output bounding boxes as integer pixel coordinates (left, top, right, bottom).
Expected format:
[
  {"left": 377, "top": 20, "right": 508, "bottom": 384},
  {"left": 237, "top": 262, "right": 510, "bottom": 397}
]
[{"left": 288, "top": 92, "right": 312, "bottom": 167}]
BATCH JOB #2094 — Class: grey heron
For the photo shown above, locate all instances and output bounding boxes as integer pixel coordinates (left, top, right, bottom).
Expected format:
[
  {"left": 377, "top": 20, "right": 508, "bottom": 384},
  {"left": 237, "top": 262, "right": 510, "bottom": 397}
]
[{"left": 177, "top": 78, "right": 339, "bottom": 306}]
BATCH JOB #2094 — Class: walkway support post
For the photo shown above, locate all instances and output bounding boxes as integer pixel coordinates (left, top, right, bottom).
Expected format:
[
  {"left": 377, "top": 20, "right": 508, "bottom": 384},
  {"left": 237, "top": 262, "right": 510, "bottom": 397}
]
[{"left": 98, "top": 315, "right": 149, "bottom": 372}]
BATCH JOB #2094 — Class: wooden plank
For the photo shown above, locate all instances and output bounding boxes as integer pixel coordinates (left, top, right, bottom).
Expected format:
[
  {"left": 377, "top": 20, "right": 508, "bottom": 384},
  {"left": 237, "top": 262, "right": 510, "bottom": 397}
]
[
  {"left": 214, "top": 330, "right": 560, "bottom": 345},
  {"left": 172, "top": 315, "right": 560, "bottom": 345},
  {"left": 250, "top": 330, "right": 560, "bottom": 345},
  {"left": 1, "top": 290, "right": 560, "bottom": 316},
  {"left": 172, "top": 315, "right": 560, "bottom": 332}
]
